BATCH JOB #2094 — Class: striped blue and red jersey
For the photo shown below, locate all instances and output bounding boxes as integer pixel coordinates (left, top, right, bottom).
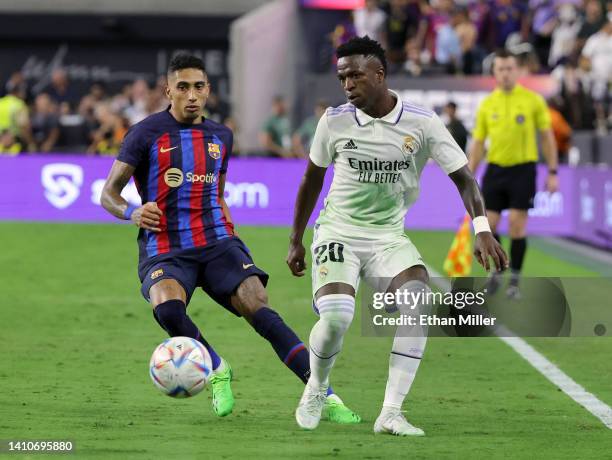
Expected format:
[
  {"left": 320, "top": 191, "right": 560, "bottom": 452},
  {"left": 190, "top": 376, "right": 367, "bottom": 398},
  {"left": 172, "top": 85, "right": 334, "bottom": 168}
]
[{"left": 117, "top": 108, "right": 234, "bottom": 262}]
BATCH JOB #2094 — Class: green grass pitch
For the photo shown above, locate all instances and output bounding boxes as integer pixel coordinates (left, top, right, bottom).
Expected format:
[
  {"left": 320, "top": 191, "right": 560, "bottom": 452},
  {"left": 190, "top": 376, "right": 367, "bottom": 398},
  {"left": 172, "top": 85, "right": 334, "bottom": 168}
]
[{"left": 1, "top": 223, "right": 611, "bottom": 459}]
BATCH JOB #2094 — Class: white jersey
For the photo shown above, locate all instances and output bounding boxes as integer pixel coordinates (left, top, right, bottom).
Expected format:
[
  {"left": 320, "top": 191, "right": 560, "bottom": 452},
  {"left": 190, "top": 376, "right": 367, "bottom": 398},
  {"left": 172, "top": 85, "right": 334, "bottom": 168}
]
[{"left": 309, "top": 90, "right": 468, "bottom": 235}]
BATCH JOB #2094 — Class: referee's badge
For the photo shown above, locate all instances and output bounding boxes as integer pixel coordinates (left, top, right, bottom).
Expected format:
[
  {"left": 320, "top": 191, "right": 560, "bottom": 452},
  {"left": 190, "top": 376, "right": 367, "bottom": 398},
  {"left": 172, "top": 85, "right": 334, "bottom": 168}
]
[
  {"left": 516, "top": 114, "right": 525, "bottom": 124},
  {"left": 402, "top": 135, "right": 418, "bottom": 156}
]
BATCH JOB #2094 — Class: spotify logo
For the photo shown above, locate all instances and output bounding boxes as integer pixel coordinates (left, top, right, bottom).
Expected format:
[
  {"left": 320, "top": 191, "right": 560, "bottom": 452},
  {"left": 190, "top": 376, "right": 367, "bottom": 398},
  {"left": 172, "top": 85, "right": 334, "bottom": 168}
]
[{"left": 164, "top": 168, "right": 184, "bottom": 187}]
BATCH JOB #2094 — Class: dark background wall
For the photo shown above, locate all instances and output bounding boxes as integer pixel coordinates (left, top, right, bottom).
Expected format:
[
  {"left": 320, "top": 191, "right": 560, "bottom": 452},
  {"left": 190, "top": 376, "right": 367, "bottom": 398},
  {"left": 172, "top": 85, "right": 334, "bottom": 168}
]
[{"left": 0, "top": 13, "right": 234, "bottom": 102}]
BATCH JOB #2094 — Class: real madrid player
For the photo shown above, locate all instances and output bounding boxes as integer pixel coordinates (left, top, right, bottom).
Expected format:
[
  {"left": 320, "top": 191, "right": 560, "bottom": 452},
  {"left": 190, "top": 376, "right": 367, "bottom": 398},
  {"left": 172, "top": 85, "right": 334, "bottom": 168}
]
[
  {"left": 287, "top": 37, "right": 508, "bottom": 435},
  {"left": 101, "top": 54, "right": 359, "bottom": 423},
  {"left": 468, "top": 49, "right": 559, "bottom": 300}
]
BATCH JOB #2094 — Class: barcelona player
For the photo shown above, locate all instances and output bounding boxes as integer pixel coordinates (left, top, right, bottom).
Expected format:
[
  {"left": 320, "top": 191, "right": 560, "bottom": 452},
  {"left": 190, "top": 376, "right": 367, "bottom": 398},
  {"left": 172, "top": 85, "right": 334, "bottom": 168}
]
[{"left": 101, "top": 54, "right": 359, "bottom": 423}]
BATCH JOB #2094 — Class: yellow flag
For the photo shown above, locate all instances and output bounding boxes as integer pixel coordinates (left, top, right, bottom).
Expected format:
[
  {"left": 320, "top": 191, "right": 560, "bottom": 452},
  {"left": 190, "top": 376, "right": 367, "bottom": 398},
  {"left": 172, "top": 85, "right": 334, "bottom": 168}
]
[{"left": 443, "top": 214, "right": 473, "bottom": 277}]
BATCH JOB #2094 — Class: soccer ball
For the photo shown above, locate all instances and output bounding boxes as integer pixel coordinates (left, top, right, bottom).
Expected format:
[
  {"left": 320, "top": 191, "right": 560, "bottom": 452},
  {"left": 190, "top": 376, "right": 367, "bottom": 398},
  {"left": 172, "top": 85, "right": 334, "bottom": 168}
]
[{"left": 149, "top": 337, "right": 213, "bottom": 398}]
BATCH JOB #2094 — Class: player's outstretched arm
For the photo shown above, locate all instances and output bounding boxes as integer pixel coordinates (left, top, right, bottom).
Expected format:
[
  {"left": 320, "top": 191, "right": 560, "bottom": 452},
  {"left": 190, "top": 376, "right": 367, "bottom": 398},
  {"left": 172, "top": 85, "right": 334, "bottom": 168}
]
[
  {"left": 449, "top": 165, "right": 509, "bottom": 272},
  {"left": 287, "top": 160, "right": 327, "bottom": 277},
  {"left": 101, "top": 160, "right": 162, "bottom": 232}
]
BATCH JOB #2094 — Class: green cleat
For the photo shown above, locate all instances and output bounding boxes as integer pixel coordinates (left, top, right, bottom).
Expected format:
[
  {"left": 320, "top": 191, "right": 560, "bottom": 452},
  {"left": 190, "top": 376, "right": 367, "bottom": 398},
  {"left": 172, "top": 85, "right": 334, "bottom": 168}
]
[
  {"left": 209, "top": 359, "right": 234, "bottom": 417},
  {"left": 322, "top": 394, "right": 361, "bottom": 424}
]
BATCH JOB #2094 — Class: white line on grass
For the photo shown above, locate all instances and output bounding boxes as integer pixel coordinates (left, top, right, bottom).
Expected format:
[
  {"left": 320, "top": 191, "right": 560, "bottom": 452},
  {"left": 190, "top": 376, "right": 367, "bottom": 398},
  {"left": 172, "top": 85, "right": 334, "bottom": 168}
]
[{"left": 426, "top": 266, "right": 612, "bottom": 429}]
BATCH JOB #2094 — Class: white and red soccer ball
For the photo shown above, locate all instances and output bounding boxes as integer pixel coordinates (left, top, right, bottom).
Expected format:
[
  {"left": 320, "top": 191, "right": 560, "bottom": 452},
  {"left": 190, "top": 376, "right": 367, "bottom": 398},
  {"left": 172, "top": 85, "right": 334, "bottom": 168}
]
[{"left": 149, "top": 337, "right": 213, "bottom": 398}]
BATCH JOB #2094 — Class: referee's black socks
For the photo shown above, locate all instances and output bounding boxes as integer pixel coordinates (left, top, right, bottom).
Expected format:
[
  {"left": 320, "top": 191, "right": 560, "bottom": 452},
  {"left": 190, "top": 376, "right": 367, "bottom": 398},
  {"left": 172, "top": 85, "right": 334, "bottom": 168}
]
[{"left": 510, "top": 238, "right": 527, "bottom": 283}]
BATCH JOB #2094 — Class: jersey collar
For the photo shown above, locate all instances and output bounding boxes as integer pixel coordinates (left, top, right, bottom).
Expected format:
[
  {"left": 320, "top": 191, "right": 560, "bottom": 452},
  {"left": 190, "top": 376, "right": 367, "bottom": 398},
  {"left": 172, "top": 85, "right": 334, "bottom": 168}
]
[
  {"left": 354, "top": 90, "right": 403, "bottom": 126},
  {"left": 494, "top": 84, "right": 523, "bottom": 96}
]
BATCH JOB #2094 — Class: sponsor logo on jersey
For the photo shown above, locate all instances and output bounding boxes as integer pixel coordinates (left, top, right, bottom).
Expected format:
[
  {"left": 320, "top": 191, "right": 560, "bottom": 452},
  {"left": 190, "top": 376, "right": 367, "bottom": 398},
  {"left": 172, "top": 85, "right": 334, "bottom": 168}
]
[
  {"left": 150, "top": 269, "right": 164, "bottom": 280},
  {"left": 516, "top": 114, "right": 525, "bottom": 124},
  {"left": 319, "top": 266, "right": 328, "bottom": 278},
  {"left": 348, "top": 157, "right": 410, "bottom": 184},
  {"left": 348, "top": 158, "right": 410, "bottom": 171},
  {"left": 208, "top": 143, "right": 221, "bottom": 159},
  {"left": 343, "top": 139, "right": 358, "bottom": 150},
  {"left": 402, "top": 135, "right": 419, "bottom": 155},
  {"left": 164, "top": 168, "right": 184, "bottom": 187},
  {"left": 160, "top": 146, "right": 177, "bottom": 153},
  {"left": 186, "top": 172, "right": 217, "bottom": 184},
  {"left": 164, "top": 169, "right": 219, "bottom": 187}
]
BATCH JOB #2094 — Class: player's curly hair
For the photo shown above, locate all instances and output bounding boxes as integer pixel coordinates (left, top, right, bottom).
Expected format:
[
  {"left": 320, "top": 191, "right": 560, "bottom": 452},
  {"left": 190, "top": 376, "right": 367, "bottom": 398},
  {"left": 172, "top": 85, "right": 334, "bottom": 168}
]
[
  {"left": 167, "top": 54, "right": 206, "bottom": 75},
  {"left": 336, "top": 36, "right": 387, "bottom": 75}
]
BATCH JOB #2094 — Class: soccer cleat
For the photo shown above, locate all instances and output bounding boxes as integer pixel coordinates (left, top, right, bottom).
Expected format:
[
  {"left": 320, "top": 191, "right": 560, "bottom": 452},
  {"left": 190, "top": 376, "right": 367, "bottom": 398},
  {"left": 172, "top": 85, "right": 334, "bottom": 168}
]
[
  {"left": 374, "top": 408, "right": 425, "bottom": 436},
  {"left": 295, "top": 383, "right": 328, "bottom": 430},
  {"left": 485, "top": 272, "right": 502, "bottom": 296},
  {"left": 322, "top": 394, "right": 361, "bottom": 424},
  {"left": 209, "top": 359, "right": 234, "bottom": 417},
  {"left": 506, "top": 284, "right": 522, "bottom": 300}
]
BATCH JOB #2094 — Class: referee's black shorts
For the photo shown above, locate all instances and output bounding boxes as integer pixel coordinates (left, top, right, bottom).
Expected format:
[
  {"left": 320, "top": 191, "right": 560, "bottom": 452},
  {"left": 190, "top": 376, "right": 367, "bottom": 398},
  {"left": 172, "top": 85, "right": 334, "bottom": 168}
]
[{"left": 482, "top": 162, "right": 536, "bottom": 212}]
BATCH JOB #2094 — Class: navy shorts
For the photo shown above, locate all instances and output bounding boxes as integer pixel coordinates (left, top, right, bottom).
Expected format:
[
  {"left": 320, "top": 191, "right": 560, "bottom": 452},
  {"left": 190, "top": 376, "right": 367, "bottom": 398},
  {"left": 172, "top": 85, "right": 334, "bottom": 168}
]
[{"left": 138, "top": 237, "right": 269, "bottom": 316}]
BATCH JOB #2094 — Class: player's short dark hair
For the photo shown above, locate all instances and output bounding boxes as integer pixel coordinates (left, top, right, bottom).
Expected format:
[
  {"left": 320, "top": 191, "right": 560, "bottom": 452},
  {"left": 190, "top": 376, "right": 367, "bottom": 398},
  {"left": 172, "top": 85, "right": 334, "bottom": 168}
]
[
  {"left": 167, "top": 54, "right": 206, "bottom": 75},
  {"left": 446, "top": 101, "right": 457, "bottom": 110},
  {"left": 336, "top": 36, "right": 387, "bottom": 74},
  {"left": 494, "top": 49, "right": 517, "bottom": 61}
]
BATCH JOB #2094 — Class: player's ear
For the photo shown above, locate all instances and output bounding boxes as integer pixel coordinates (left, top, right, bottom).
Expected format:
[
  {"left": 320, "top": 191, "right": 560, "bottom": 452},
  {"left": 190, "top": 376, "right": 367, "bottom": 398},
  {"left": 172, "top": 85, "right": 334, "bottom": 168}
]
[{"left": 165, "top": 85, "right": 171, "bottom": 100}]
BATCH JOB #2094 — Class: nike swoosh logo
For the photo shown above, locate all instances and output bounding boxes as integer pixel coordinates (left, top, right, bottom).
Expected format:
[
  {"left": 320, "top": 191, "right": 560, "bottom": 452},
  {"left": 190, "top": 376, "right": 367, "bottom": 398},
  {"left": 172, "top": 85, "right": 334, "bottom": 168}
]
[
  {"left": 242, "top": 263, "right": 254, "bottom": 269},
  {"left": 160, "top": 146, "right": 178, "bottom": 153}
]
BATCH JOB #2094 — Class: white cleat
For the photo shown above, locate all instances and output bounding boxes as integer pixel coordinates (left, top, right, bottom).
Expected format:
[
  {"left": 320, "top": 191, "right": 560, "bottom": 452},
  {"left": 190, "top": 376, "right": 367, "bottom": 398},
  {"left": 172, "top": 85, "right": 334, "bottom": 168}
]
[
  {"left": 295, "top": 383, "right": 328, "bottom": 430},
  {"left": 374, "top": 409, "right": 425, "bottom": 436}
]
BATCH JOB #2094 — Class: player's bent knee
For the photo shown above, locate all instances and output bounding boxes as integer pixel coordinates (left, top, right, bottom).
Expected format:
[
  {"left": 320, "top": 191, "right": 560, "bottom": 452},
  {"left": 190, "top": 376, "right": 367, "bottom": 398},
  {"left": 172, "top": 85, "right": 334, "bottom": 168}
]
[
  {"left": 149, "top": 279, "right": 187, "bottom": 307},
  {"left": 395, "top": 280, "right": 431, "bottom": 315},
  {"left": 316, "top": 294, "right": 355, "bottom": 336},
  {"left": 389, "top": 266, "right": 429, "bottom": 292},
  {"left": 315, "top": 282, "right": 355, "bottom": 299},
  {"left": 232, "top": 276, "right": 269, "bottom": 318}
]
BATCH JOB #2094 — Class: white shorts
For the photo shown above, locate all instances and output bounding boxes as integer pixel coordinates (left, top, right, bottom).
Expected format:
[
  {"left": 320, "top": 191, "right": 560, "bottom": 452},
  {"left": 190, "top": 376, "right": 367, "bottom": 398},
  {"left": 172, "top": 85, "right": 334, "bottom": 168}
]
[{"left": 311, "top": 223, "right": 424, "bottom": 297}]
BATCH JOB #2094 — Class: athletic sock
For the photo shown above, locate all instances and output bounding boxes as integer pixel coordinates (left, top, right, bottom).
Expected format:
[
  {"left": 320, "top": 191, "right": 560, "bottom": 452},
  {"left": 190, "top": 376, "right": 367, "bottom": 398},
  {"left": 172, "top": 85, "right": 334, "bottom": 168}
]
[
  {"left": 383, "top": 281, "right": 429, "bottom": 410},
  {"left": 251, "top": 307, "right": 312, "bottom": 384},
  {"left": 510, "top": 237, "right": 527, "bottom": 281},
  {"left": 307, "top": 294, "right": 355, "bottom": 389},
  {"left": 153, "top": 299, "right": 222, "bottom": 370}
]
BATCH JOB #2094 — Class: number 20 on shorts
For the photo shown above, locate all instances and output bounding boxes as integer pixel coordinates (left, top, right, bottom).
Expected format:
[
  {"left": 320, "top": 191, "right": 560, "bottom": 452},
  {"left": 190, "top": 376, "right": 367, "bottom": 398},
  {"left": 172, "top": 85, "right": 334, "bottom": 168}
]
[{"left": 314, "top": 242, "right": 345, "bottom": 265}]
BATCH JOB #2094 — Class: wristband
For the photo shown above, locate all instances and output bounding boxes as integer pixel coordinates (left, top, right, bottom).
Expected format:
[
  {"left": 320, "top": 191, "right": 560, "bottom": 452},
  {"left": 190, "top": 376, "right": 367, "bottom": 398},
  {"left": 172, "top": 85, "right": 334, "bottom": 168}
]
[
  {"left": 472, "top": 216, "right": 491, "bottom": 234},
  {"left": 123, "top": 204, "right": 137, "bottom": 220}
]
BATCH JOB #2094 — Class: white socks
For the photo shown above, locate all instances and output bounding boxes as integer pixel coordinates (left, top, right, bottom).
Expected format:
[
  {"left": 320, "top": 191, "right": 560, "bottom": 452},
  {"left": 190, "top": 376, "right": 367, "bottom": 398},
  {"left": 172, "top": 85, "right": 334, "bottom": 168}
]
[
  {"left": 383, "top": 280, "right": 430, "bottom": 410},
  {"left": 307, "top": 281, "right": 428, "bottom": 413},
  {"left": 308, "top": 294, "right": 355, "bottom": 388}
]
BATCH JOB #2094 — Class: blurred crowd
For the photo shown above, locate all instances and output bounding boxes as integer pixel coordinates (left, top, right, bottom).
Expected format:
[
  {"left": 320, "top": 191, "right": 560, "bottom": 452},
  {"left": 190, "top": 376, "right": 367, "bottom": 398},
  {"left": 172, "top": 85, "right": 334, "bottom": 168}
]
[
  {"left": 329, "top": 0, "right": 612, "bottom": 132},
  {"left": 0, "top": 69, "right": 232, "bottom": 155},
  {"left": 1, "top": 0, "right": 610, "bottom": 156}
]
